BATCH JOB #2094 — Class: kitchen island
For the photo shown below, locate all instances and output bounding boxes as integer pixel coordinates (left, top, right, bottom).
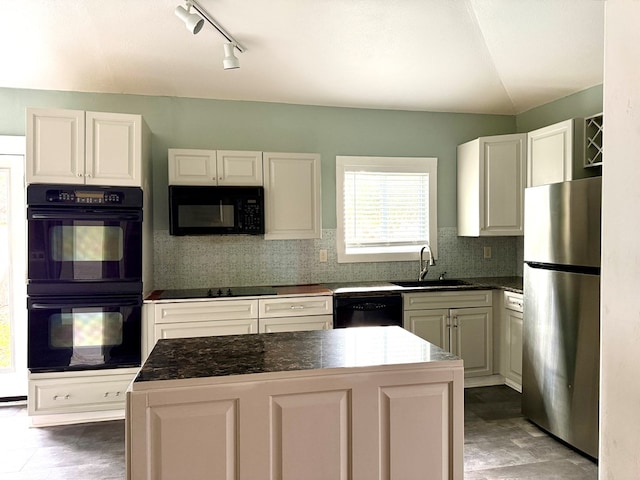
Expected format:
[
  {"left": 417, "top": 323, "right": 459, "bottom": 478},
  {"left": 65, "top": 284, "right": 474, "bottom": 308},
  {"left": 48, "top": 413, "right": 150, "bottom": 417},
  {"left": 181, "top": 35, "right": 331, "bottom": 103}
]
[{"left": 126, "top": 326, "right": 464, "bottom": 480}]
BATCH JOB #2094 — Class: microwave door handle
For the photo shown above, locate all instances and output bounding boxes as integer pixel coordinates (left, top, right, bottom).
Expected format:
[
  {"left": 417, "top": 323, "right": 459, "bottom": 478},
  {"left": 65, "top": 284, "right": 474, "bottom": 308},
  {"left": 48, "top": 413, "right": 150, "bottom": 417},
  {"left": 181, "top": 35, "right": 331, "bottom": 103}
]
[{"left": 30, "top": 299, "right": 142, "bottom": 309}]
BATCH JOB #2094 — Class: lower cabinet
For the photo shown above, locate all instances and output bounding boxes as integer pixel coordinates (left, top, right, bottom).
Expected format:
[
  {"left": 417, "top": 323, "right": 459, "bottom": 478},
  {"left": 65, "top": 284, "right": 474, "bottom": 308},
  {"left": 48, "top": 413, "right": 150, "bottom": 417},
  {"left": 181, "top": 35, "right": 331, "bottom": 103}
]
[
  {"left": 500, "top": 291, "right": 524, "bottom": 391},
  {"left": 403, "top": 290, "right": 493, "bottom": 377},
  {"left": 146, "top": 295, "right": 333, "bottom": 355},
  {"left": 28, "top": 367, "right": 139, "bottom": 426},
  {"left": 258, "top": 295, "right": 333, "bottom": 333},
  {"left": 127, "top": 363, "right": 464, "bottom": 480}
]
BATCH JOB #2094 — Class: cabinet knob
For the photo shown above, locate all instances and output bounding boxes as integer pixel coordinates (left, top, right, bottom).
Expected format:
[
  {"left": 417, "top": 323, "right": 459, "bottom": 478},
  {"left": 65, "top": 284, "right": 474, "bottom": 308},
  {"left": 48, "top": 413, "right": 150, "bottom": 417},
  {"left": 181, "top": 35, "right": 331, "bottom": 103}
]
[{"left": 77, "top": 173, "right": 83, "bottom": 177}]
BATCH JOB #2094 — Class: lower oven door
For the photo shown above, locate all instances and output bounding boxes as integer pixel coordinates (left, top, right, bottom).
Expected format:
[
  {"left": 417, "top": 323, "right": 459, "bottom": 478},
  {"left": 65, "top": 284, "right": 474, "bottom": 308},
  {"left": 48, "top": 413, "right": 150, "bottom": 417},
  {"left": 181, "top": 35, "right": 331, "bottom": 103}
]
[
  {"left": 334, "top": 293, "right": 403, "bottom": 328},
  {"left": 28, "top": 295, "right": 142, "bottom": 373}
]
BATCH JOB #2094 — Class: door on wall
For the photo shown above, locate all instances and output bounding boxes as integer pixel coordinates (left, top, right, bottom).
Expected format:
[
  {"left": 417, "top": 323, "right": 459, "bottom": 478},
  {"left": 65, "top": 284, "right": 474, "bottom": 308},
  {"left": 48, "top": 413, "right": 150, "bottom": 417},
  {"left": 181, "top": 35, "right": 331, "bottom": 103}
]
[{"left": 0, "top": 136, "right": 27, "bottom": 398}]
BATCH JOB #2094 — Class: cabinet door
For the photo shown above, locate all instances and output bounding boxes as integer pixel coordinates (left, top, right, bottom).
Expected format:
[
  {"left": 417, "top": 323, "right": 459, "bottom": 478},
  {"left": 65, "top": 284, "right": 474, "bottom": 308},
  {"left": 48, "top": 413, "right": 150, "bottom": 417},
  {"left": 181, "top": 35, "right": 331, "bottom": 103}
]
[
  {"left": 451, "top": 307, "right": 493, "bottom": 377},
  {"left": 85, "top": 112, "right": 142, "bottom": 186},
  {"left": 505, "top": 309, "right": 523, "bottom": 386},
  {"left": 263, "top": 152, "right": 321, "bottom": 239},
  {"left": 480, "top": 135, "right": 526, "bottom": 236},
  {"left": 155, "top": 319, "right": 258, "bottom": 340},
  {"left": 26, "top": 107, "right": 85, "bottom": 184},
  {"left": 403, "top": 309, "right": 449, "bottom": 351},
  {"left": 216, "top": 150, "right": 263, "bottom": 185},
  {"left": 457, "top": 134, "right": 526, "bottom": 237},
  {"left": 259, "top": 314, "right": 333, "bottom": 333},
  {"left": 168, "top": 148, "right": 217, "bottom": 185},
  {"left": 527, "top": 119, "right": 573, "bottom": 187}
]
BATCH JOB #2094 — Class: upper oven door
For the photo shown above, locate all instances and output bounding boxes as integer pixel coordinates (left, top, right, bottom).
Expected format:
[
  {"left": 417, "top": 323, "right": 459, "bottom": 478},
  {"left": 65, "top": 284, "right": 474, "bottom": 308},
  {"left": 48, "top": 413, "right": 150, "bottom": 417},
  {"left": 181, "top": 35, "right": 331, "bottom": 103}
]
[{"left": 27, "top": 207, "right": 143, "bottom": 295}]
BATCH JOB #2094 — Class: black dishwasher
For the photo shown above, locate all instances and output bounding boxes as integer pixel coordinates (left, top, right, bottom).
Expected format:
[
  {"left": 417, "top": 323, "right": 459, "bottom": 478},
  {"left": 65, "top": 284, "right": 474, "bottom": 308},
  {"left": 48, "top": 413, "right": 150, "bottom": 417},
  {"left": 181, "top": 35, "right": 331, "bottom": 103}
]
[{"left": 333, "top": 292, "right": 403, "bottom": 328}]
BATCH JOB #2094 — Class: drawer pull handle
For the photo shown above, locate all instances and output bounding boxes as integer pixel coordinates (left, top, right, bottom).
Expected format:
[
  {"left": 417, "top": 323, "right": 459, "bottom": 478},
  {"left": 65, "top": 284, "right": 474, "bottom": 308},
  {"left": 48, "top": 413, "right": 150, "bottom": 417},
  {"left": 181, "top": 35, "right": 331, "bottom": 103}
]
[
  {"left": 290, "top": 305, "right": 305, "bottom": 310},
  {"left": 104, "top": 391, "right": 122, "bottom": 397},
  {"left": 53, "top": 394, "right": 70, "bottom": 400}
]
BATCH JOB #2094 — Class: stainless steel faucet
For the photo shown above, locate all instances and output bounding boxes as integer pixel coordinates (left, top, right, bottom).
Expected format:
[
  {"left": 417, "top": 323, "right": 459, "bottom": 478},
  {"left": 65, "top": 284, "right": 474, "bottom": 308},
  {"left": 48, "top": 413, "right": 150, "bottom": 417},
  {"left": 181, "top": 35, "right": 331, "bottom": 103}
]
[{"left": 419, "top": 244, "right": 436, "bottom": 280}]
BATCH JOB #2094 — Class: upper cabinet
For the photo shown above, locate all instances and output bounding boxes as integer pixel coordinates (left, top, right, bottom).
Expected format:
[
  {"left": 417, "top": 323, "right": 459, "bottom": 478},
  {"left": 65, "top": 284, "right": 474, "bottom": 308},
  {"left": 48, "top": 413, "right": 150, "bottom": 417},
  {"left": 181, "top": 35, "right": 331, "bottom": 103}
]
[
  {"left": 527, "top": 118, "right": 602, "bottom": 187},
  {"left": 168, "top": 149, "right": 263, "bottom": 186},
  {"left": 263, "top": 152, "right": 321, "bottom": 240},
  {"left": 457, "top": 133, "right": 526, "bottom": 237},
  {"left": 26, "top": 108, "right": 145, "bottom": 187},
  {"left": 526, "top": 119, "right": 576, "bottom": 187}
]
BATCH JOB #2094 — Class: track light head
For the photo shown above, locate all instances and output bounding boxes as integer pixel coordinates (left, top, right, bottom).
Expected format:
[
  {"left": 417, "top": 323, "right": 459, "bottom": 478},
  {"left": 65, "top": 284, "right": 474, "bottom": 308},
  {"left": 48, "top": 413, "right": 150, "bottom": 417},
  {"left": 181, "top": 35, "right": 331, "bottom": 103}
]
[
  {"left": 175, "top": 3, "right": 204, "bottom": 34},
  {"left": 223, "top": 43, "right": 240, "bottom": 70}
]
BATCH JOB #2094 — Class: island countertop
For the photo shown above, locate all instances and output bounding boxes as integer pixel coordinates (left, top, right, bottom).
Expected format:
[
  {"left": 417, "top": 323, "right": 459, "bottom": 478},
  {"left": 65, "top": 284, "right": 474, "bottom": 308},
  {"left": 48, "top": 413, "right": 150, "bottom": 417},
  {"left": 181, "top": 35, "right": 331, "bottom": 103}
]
[{"left": 132, "top": 326, "right": 461, "bottom": 389}]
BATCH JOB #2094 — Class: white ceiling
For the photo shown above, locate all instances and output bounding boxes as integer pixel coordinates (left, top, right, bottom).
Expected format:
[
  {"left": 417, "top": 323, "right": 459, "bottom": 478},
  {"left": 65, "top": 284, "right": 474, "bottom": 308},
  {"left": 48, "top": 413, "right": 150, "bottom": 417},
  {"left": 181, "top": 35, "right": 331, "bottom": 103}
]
[{"left": 0, "top": 0, "right": 604, "bottom": 115}]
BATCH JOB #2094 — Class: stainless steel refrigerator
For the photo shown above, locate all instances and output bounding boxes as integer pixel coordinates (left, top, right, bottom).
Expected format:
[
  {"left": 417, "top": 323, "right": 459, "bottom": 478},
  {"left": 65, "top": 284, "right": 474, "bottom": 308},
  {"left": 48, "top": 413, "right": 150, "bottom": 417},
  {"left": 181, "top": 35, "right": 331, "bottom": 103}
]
[{"left": 522, "top": 176, "right": 601, "bottom": 459}]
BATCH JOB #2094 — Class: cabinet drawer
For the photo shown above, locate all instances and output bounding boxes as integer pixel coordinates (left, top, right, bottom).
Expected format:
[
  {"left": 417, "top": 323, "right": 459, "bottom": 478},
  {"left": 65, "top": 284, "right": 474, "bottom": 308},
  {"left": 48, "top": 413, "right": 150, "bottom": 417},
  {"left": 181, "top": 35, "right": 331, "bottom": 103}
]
[
  {"left": 259, "top": 295, "right": 333, "bottom": 318},
  {"left": 29, "top": 372, "right": 135, "bottom": 415},
  {"left": 259, "top": 315, "right": 333, "bottom": 333},
  {"left": 155, "top": 299, "right": 258, "bottom": 324},
  {"left": 504, "top": 291, "right": 524, "bottom": 312},
  {"left": 403, "top": 290, "right": 492, "bottom": 311},
  {"left": 155, "top": 319, "right": 258, "bottom": 340}
]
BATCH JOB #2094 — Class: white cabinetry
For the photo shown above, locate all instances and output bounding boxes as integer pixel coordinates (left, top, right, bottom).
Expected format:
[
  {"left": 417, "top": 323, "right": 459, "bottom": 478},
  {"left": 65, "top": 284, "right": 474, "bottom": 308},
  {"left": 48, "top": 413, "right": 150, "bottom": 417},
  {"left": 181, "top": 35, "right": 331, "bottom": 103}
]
[
  {"left": 26, "top": 108, "right": 145, "bottom": 186},
  {"left": 457, "top": 134, "right": 526, "bottom": 236},
  {"left": 146, "top": 295, "right": 333, "bottom": 355},
  {"left": 149, "top": 299, "right": 259, "bottom": 354},
  {"left": 127, "top": 360, "right": 464, "bottom": 480},
  {"left": 403, "top": 290, "right": 493, "bottom": 377},
  {"left": 28, "top": 367, "right": 138, "bottom": 426},
  {"left": 168, "top": 149, "right": 263, "bottom": 185},
  {"left": 500, "top": 291, "right": 523, "bottom": 391},
  {"left": 527, "top": 119, "right": 576, "bottom": 187},
  {"left": 263, "top": 152, "right": 321, "bottom": 240},
  {"left": 258, "top": 295, "right": 333, "bottom": 333}
]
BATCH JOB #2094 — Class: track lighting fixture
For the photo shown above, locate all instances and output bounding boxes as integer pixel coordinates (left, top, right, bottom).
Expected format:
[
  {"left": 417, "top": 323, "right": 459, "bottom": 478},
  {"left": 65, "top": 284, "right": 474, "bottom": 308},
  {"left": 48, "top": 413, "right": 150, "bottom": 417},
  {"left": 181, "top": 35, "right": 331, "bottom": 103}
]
[
  {"left": 222, "top": 43, "right": 240, "bottom": 70},
  {"left": 175, "top": 0, "right": 245, "bottom": 70},
  {"left": 174, "top": 2, "right": 204, "bottom": 35}
]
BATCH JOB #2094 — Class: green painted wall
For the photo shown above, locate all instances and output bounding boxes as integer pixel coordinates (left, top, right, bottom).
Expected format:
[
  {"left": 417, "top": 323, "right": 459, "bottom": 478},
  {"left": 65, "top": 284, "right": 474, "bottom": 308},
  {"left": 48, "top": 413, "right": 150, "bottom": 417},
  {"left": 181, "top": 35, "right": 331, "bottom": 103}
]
[
  {"left": 0, "top": 87, "right": 515, "bottom": 230},
  {"left": 516, "top": 84, "right": 603, "bottom": 133}
]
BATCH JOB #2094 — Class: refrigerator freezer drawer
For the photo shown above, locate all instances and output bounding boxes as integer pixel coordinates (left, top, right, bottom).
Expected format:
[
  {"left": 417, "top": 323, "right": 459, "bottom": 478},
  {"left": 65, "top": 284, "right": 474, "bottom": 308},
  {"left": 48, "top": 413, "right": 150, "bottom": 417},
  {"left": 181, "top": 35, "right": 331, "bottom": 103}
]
[{"left": 522, "top": 264, "right": 600, "bottom": 458}]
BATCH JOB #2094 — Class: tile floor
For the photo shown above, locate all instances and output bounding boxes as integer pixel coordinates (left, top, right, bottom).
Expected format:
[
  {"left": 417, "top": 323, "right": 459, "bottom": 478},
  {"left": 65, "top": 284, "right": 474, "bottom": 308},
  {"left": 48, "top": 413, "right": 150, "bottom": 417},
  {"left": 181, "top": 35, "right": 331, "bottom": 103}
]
[
  {"left": 0, "top": 385, "right": 597, "bottom": 479},
  {"left": 464, "top": 386, "right": 598, "bottom": 479}
]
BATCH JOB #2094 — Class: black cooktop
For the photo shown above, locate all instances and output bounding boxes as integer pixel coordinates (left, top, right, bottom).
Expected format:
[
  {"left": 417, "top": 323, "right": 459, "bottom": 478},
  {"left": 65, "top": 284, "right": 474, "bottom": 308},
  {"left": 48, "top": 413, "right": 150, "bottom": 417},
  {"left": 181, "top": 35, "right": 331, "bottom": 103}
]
[{"left": 156, "top": 286, "right": 278, "bottom": 300}]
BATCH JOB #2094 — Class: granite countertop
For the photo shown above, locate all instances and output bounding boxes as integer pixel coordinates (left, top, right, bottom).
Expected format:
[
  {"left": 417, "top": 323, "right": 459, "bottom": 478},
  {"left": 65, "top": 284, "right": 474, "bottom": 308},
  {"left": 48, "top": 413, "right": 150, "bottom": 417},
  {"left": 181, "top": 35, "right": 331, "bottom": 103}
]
[
  {"left": 146, "top": 276, "right": 523, "bottom": 302},
  {"left": 133, "top": 326, "right": 460, "bottom": 385},
  {"left": 324, "top": 276, "right": 523, "bottom": 295}
]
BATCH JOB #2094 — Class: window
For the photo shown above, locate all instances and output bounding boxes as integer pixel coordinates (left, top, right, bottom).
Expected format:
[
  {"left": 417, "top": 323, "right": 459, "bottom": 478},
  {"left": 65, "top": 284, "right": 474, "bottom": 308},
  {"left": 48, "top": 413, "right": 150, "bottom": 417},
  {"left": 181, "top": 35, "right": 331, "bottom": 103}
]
[{"left": 336, "top": 156, "right": 437, "bottom": 263}]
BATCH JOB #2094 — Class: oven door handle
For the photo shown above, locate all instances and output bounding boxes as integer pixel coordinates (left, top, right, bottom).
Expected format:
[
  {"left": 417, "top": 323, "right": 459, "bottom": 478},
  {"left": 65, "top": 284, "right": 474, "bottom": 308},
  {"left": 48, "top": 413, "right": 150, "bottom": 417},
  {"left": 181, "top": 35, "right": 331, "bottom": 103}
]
[
  {"left": 29, "top": 210, "right": 142, "bottom": 222},
  {"left": 30, "top": 298, "right": 142, "bottom": 309}
]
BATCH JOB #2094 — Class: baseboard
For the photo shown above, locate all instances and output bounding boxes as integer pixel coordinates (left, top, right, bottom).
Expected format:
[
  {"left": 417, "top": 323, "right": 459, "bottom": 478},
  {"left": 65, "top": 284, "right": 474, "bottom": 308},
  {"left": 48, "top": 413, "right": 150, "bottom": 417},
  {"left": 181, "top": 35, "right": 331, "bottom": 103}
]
[
  {"left": 29, "top": 409, "right": 125, "bottom": 427},
  {"left": 464, "top": 374, "right": 505, "bottom": 389}
]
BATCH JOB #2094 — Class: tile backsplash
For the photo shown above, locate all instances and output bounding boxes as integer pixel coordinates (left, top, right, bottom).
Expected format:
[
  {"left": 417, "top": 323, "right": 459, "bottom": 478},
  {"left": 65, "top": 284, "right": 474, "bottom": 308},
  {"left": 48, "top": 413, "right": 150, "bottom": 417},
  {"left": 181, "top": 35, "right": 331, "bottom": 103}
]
[{"left": 154, "top": 228, "right": 524, "bottom": 289}]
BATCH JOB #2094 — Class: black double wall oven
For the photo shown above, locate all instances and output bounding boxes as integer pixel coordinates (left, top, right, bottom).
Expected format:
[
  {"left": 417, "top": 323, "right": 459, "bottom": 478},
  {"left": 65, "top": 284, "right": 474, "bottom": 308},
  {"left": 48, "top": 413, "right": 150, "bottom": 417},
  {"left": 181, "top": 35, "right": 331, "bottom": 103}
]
[{"left": 27, "top": 184, "right": 143, "bottom": 373}]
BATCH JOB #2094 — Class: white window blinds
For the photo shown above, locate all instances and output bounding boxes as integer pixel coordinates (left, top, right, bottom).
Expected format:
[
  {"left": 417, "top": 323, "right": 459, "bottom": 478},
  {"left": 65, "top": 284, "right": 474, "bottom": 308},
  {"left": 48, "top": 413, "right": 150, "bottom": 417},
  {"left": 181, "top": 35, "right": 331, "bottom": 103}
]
[{"left": 343, "top": 170, "right": 430, "bottom": 247}]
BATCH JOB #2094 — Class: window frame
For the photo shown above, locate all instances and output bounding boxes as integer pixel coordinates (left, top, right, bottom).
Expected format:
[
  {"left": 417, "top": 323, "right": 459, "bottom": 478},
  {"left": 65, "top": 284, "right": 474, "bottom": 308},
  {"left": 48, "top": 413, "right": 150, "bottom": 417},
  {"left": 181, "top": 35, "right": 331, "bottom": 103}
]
[{"left": 336, "top": 155, "right": 438, "bottom": 263}]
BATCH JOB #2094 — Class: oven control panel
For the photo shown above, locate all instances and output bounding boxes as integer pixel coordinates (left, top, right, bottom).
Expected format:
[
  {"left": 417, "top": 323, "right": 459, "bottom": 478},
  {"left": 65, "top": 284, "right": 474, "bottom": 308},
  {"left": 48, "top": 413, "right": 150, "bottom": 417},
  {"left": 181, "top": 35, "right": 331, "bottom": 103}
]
[
  {"left": 27, "top": 184, "right": 143, "bottom": 208},
  {"left": 45, "top": 189, "right": 124, "bottom": 204}
]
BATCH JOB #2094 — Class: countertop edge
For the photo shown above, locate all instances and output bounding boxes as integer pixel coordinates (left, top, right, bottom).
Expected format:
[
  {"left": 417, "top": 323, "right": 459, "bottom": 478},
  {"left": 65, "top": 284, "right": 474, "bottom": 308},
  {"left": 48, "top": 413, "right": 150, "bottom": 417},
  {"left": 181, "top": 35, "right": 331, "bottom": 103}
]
[{"left": 130, "top": 358, "right": 464, "bottom": 391}]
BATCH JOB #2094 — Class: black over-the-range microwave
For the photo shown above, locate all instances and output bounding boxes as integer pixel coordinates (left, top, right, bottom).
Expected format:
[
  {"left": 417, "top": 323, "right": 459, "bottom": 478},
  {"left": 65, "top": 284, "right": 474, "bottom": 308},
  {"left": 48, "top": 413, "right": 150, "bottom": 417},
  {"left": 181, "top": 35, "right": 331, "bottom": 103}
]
[{"left": 169, "top": 185, "right": 265, "bottom": 236}]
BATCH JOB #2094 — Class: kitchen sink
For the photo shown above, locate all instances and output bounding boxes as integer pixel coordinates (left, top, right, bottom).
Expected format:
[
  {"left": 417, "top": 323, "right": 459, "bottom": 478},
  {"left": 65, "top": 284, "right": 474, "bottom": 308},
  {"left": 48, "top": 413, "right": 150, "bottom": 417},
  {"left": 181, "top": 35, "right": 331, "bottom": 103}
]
[{"left": 391, "top": 279, "right": 470, "bottom": 288}]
